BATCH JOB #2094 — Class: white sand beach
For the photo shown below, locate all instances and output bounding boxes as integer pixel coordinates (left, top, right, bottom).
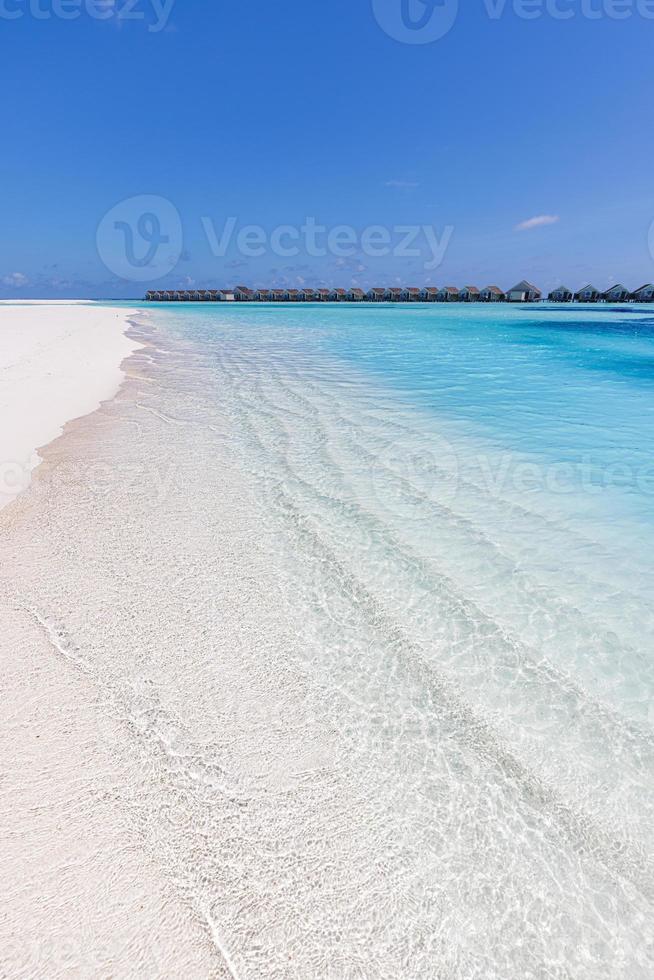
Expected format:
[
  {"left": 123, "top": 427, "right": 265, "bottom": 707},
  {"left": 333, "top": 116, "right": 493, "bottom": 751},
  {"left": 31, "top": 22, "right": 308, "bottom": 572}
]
[
  {"left": 0, "top": 302, "right": 141, "bottom": 510},
  {"left": 0, "top": 303, "right": 225, "bottom": 977},
  {"left": 2, "top": 301, "right": 653, "bottom": 978}
]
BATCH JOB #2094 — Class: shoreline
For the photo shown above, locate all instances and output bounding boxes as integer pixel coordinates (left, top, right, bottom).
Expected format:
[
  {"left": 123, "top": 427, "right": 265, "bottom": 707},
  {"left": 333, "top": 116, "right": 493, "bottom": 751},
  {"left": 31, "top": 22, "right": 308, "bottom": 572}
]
[
  {"left": 1, "top": 302, "right": 653, "bottom": 977},
  {"left": 0, "top": 302, "right": 142, "bottom": 510},
  {"left": 0, "top": 309, "right": 229, "bottom": 978}
]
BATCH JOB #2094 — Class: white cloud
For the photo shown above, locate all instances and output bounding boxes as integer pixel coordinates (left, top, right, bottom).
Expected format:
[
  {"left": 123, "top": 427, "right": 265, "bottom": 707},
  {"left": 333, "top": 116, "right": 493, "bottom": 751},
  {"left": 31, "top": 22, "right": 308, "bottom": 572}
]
[
  {"left": 514, "top": 215, "right": 560, "bottom": 232},
  {"left": 333, "top": 257, "right": 367, "bottom": 274},
  {"left": 384, "top": 180, "right": 419, "bottom": 189},
  {"left": 2, "top": 272, "right": 29, "bottom": 287}
]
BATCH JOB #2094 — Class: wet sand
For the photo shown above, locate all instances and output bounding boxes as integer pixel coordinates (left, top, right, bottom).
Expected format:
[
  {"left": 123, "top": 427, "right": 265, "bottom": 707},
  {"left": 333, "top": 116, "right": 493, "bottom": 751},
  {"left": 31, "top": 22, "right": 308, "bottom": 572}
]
[
  {"left": 0, "top": 309, "right": 229, "bottom": 977},
  {"left": 2, "top": 305, "right": 652, "bottom": 978}
]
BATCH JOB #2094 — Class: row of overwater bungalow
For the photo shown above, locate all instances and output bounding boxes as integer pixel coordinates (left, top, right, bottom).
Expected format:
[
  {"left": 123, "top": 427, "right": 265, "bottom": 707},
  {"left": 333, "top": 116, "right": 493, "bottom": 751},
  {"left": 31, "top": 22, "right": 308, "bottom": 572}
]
[
  {"left": 145, "top": 282, "right": 654, "bottom": 304},
  {"left": 145, "top": 281, "right": 546, "bottom": 303},
  {"left": 548, "top": 283, "right": 654, "bottom": 303}
]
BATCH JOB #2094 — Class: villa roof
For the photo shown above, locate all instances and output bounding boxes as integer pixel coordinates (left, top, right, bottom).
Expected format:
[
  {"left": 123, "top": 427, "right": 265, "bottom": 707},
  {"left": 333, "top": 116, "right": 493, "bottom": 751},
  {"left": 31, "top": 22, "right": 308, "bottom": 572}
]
[
  {"left": 633, "top": 283, "right": 654, "bottom": 293},
  {"left": 577, "top": 284, "right": 599, "bottom": 292},
  {"left": 604, "top": 283, "right": 628, "bottom": 292},
  {"left": 462, "top": 285, "right": 480, "bottom": 293},
  {"left": 509, "top": 280, "right": 540, "bottom": 293},
  {"left": 483, "top": 286, "right": 504, "bottom": 294}
]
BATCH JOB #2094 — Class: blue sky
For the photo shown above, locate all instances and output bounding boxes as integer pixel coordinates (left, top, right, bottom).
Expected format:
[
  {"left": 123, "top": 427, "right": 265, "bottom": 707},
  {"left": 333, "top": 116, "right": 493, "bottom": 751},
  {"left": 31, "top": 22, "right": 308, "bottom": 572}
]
[{"left": 1, "top": 0, "right": 654, "bottom": 297}]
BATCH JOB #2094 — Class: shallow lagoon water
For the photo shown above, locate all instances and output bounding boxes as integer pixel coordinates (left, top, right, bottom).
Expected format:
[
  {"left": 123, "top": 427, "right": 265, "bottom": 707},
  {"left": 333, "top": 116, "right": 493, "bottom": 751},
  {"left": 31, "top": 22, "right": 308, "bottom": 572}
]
[{"left": 3, "top": 301, "right": 654, "bottom": 977}]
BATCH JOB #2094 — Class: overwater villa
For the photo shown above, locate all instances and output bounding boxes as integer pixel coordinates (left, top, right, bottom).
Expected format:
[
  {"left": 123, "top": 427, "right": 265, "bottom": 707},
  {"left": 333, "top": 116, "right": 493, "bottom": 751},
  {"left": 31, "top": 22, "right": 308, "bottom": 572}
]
[
  {"left": 507, "top": 281, "right": 542, "bottom": 303},
  {"left": 632, "top": 283, "right": 654, "bottom": 302},
  {"left": 549, "top": 286, "right": 574, "bottom": 302},
  {"left": 480, "top": 286, "right": 505, "bottom": 302},
  {"left": 574, "top": 284, "right": 601, "bottom": 303},
  {"left": 603, "top": 283, "right": 630, "bottom": 302},
  {"left": 145, "top": 280, "right": 654, "bottom": 304}
]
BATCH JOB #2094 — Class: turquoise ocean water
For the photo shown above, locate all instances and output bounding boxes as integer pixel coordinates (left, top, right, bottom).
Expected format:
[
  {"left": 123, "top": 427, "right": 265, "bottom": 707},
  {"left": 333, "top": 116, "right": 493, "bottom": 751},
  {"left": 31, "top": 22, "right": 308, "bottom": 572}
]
[
  {"left": 157, "top": 299, "right": 654, "bottom": 617},
  {"left": 136, "top": 300, "right": 654, "bottom": 973},
  {"left": 19, "top": 300, "right": 654, "bottom": 976}
]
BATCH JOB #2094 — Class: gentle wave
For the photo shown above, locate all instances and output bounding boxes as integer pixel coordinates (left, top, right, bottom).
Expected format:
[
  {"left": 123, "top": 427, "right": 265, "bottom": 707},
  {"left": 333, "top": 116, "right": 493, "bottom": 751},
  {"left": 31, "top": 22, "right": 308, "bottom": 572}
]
[{"left": 2, "top": 303, "right": 653, "bottom": 978}]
